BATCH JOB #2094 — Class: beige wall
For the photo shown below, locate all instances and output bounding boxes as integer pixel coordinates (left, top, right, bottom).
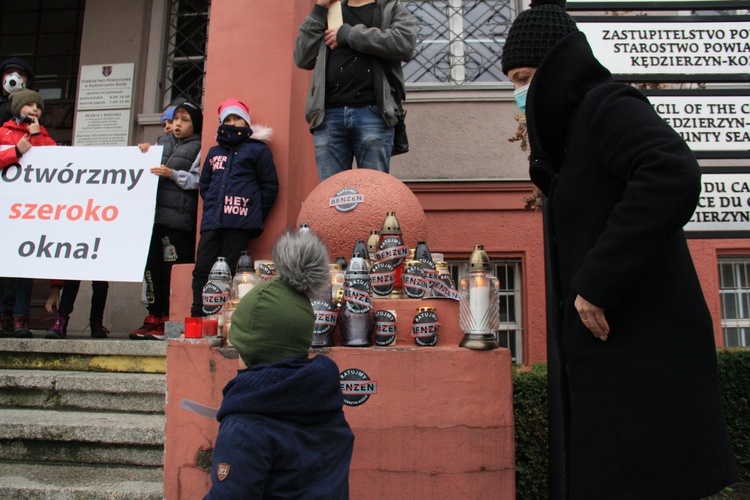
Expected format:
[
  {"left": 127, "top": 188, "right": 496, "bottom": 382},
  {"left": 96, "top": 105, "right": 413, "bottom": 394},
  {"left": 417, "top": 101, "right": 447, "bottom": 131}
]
[{"left": 392, "top": 99, "right": 530, "bottom": 181}]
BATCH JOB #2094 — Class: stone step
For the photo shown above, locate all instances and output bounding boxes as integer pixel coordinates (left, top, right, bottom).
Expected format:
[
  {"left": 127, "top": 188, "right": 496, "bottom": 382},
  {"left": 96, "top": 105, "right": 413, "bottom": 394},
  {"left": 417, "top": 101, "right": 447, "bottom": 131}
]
[
  {"left": 0, "top": 370, "right": 166, "bottom": 413},
  {"left": 0, "top": 462, "right": 163, "bottom": 499},
  {"left": 0, "top": 408, "right": 165, "bottom": 467},
  {"left": 0, "top": 338, "right": 166, "bottom": 374}
]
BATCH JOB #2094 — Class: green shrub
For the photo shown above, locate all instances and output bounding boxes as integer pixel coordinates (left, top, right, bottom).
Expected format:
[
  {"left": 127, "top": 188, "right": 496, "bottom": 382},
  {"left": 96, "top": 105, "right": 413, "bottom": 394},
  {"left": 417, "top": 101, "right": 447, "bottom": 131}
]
[
  {"left": 513, "top": 349, "right": 750, "bottom": 498},
  {"left": 513, "top": 363, "right": 548, "bottom": 500},
  {"left": 716, "top": 348, "right": 750, "bottom": 481}
]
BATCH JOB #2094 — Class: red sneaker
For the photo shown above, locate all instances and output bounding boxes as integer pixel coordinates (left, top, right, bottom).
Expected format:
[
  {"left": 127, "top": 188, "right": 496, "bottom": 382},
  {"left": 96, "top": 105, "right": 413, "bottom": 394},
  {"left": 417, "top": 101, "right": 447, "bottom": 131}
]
[
  {"left": 129, "top": 314, "right": 160, "bottom": 339},
  {"left": 142, "top": 316, "right": 168, "bottom": 341}
]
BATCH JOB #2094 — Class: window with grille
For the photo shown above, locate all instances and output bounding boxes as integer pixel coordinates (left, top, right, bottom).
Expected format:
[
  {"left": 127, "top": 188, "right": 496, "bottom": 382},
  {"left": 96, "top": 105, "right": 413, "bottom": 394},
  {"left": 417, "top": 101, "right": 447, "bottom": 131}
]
[
  {"left": 449, "top": 259, "right": 522, "bottom": 361},
  {"left": 162, "top": 0, "right": 210, "bottom": 108},
  {"left": 718, "top": 258, "right": 750, "bottom": 347},
  {"left": 402, "top": 0, "right": 515, "bottom": 85},
  {"left": 0, "top": 0, "right": 84, "bottom": 102}
]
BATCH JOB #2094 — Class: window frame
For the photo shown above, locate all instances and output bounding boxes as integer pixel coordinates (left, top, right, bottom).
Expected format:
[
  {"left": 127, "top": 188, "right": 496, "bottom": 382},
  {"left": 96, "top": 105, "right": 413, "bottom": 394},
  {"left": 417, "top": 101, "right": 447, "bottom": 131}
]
[
  {"left": 161, "top": 0, "right": 211, "bottom": 108},
  {"left": 718, "top": 257, "right": 750, "bottom": 347},
  {"left": 402, "top": 0, "right": 521, "bottom": 89}
]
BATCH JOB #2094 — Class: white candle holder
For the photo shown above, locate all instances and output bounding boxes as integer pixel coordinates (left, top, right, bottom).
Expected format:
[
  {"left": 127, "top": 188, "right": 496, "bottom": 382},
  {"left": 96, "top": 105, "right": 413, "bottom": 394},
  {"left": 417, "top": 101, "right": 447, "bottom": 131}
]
[{"left": 458, "top": 245, "right": 501, "bottom": 350}]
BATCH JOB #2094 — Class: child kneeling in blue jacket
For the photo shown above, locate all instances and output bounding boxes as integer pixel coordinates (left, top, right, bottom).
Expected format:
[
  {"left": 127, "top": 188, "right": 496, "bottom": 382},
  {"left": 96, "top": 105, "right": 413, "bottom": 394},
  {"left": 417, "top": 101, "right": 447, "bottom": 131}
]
[
  {"left": 205, "top": 231, "right": 354, "bottom": 499},
  {"left": 191, "top": 98, "right": 279, "bottom": 317}
]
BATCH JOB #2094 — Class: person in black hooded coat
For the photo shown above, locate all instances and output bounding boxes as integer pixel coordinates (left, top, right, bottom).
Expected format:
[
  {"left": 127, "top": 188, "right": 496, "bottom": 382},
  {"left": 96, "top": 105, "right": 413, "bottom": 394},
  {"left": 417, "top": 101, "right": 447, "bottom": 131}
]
[{"left": 501, "top": 1, "right": 738, "bottom": 498}]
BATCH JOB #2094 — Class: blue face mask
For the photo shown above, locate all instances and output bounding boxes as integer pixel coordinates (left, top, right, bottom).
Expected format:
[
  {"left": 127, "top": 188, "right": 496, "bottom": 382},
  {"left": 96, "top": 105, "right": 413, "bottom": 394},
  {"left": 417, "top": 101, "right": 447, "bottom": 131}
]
[{"left": 514, "top": 84, "right": 530, "bottom": 114}]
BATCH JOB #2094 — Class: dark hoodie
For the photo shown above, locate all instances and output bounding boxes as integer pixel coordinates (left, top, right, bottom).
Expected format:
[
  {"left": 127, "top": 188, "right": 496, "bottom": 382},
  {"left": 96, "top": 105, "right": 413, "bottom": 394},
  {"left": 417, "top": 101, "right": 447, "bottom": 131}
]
[
  {"left": 205, "top": 355, "right": 354, "bottom": 499},
  {"left": 0, "top": 58, "right": 35, "bottom": 124}
]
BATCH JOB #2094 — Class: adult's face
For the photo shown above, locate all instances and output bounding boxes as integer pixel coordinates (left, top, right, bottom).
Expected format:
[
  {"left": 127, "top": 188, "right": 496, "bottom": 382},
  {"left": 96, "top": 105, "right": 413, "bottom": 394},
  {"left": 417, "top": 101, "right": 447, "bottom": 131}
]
[{"left": 508, "top": 67, "right": 536, "bottom": 90}]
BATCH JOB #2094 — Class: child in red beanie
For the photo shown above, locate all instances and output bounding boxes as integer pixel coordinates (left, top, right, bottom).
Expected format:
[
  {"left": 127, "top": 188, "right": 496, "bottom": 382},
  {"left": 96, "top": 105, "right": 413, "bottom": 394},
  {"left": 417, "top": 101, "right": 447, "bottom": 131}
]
[{"left": 190, "top": 98, "right": 279, "bottom": 317}]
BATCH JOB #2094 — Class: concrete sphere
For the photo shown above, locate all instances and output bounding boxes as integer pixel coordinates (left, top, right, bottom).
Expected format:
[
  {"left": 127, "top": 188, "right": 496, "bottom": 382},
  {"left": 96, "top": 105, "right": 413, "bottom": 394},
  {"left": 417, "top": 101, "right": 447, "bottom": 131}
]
[{"left": 297, "top": 170, "right": 428, "bottom": 260}]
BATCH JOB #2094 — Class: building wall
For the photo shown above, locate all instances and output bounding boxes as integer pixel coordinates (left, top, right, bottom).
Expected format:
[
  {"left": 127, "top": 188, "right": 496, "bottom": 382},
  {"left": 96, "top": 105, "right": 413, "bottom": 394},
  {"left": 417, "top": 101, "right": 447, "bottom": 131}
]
[
  {"left": 58, "top": 0, "right": 745, "bottom": 358},
  {"left": 393, "top": 99, "right": 530, "bottom": 181}
]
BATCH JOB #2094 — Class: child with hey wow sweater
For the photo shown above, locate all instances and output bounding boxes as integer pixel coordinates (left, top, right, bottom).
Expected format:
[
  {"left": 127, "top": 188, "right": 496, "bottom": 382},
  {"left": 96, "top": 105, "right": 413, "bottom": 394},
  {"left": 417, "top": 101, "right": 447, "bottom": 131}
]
[{"left": 190, "top": 98, "right": 279, "bottom": 317}]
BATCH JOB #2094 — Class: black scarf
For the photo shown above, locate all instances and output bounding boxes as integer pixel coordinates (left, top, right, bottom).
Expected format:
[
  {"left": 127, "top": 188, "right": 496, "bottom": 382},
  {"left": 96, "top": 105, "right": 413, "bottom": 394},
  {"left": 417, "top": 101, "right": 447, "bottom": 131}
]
[{"left": 216, "top": 124, "right": 253, "bottom": 147}]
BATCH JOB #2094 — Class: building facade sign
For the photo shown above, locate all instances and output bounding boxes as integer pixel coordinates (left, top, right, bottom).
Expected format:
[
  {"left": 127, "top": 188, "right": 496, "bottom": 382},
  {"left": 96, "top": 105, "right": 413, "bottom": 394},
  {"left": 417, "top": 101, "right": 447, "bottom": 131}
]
[
  {"left": 77, "top": 63, "right": 134, "bottom": 110},
  {"left": 576, "top": 17, "right": 750, "bottom": 81},
  {"left": 687, "top": 168, "right": 750, "bottom": 237},
  {"left": 567, "top": 0, "right": 750, "bottom": 10},
  {"left": 647, "top": 90, "right": 750, "bottom": 156}
]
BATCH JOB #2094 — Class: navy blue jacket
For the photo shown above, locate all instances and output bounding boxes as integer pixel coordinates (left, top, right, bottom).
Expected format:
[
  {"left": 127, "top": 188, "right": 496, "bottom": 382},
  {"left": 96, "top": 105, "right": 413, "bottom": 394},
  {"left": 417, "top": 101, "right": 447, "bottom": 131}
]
[
  {"left": 205, "top": 355, "right": 354, "bottom": 500},
  {"left": 199, "top": 124, "right": 279, "bottom": 235}
]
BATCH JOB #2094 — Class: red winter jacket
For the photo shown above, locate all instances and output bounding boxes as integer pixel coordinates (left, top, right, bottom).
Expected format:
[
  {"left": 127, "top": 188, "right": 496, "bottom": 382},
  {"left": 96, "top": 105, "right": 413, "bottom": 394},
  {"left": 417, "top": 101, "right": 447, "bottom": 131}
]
[{"left": 0, "top": 118, "right": 56, "bottom": 169}]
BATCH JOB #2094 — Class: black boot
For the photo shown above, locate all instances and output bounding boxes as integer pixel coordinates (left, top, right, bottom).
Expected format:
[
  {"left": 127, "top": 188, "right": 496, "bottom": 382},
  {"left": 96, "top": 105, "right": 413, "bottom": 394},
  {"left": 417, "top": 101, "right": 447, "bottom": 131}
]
[
  {"left": 13, "top": 315, "right": 32, "bottom": 338},
  {"left": 0, "top": 315, "right": 13, "bottom": 337}
]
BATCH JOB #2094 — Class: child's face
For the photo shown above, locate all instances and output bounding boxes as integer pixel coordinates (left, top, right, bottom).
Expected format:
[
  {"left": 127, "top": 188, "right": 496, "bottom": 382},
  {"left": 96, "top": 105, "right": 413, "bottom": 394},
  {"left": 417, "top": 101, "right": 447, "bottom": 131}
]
[
  {"left": 162, "top": 119, "right": 173, "bottom": 135},
  {"left": 19, "top": 102, "right": 41, "bottom": 120},
  {"left": 172, "top": 109, "right": 194, "bottom": 138},
  {"left": 2, "top": 69, "right": 28, "bottom": 97},
  {"left": 222, "top": 114, "right": 249, "bottom": 128}
]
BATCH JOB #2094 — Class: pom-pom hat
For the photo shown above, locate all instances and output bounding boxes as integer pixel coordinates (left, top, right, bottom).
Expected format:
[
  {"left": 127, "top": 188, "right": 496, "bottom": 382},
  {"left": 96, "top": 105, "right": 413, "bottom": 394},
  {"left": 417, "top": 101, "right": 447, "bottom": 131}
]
[
  {"left": 229, "top": 231, "right": 331, "bottom": 367},
  {"left": 501, "top": 0, "right": 579, "bottom": 75},
  {"left": 218, "top": 98, "right": 252, "bottom": 127},
  {"left": 11, "top": 88, "right": 44, "bottom": 115}
]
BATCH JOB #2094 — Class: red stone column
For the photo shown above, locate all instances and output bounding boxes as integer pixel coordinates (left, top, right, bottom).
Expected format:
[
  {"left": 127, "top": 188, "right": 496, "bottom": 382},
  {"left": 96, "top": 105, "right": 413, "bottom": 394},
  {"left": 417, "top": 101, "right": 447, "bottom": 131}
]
[
  {"left": 169, "top": 0, "right": 321, "bottom": 320},
  {"left": 201, "top": 0, "right": 321, "bottom": 254}
]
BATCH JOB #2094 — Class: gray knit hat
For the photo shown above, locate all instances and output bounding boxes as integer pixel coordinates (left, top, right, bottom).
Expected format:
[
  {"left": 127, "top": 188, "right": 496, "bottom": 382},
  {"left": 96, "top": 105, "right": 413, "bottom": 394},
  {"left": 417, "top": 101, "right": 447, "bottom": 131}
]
[
  {"left": 229, "top": 231, "right": 330, "bottom": 366},
  {"left": 11, "top": 88, "right": 44, "bottom": 115},
  {"left": 501, "top": 0, "right": 579, "bottom": 75}
]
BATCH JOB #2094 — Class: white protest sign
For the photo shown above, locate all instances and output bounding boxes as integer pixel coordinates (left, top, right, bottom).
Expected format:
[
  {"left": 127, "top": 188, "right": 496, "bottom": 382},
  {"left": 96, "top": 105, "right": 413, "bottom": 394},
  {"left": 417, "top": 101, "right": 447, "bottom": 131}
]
[
  {"left": 578, "top": 18, "right": 750, "bottom": 77},
  {"left": 0, "top": 146, "right": 161, "bottom": 281},
  {"left": 686, "top": 170, "right": 750, "bottom": 235},
  {"left": 647, "top": 92, "right": 750, "bottom": 153}
]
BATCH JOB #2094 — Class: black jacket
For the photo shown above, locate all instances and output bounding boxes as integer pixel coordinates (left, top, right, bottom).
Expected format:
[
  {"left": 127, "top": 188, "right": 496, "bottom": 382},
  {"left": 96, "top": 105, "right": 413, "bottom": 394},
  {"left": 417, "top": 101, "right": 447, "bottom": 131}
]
[
  {"left": 154, "top": 133, "right": 201, "bottom": 232},
  {"left": 527, "top": 32, "right": 738, "bottom": 499}
]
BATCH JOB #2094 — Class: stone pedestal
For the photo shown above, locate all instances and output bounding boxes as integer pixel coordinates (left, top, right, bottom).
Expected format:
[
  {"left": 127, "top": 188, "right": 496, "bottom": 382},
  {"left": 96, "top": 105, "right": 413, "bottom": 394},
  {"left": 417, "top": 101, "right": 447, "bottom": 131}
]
[{"left": 164, "top": 297, "right": 515, "bottom": 499}]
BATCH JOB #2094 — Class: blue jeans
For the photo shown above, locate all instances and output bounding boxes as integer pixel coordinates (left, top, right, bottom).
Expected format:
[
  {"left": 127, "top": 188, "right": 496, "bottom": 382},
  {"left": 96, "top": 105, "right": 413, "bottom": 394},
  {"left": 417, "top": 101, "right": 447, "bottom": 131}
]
[{"left": 313, "top": 105, "right": 394, "bottom": 181}]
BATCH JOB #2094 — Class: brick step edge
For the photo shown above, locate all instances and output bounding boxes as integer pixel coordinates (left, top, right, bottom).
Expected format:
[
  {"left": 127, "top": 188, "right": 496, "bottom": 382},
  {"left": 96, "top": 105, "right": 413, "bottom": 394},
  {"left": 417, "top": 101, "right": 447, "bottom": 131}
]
[
  {"left": 0, "top": 408, "right": 165, "bottom": 445},
  {"left": 0, "top": 370, "right": 165, "bottom": 413},
  {"left": 0, "top": 462, "right": 163, "bottom": 500},
  {"left": 0, "top": 438, "right": 164, "bottom": 467}
]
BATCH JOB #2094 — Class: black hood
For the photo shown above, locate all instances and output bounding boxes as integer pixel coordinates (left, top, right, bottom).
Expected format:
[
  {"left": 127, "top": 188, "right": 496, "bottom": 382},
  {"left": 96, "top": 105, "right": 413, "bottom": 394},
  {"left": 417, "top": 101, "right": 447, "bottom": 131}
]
[
  {"left": 526, "top": 32, "right": 612, "bottom": 166},
  {"left": 1, "top": 57, "right": 35, "bottom": 89}
]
